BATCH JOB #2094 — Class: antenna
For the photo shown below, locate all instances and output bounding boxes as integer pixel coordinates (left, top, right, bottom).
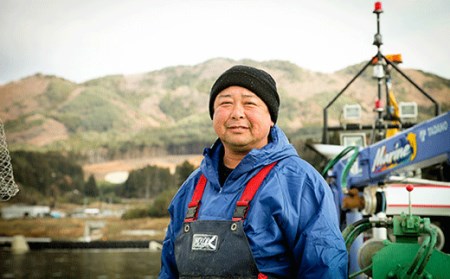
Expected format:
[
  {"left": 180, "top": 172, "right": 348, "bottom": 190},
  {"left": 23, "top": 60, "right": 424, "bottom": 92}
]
[{"left": 322, "top": 2, "right": 440, "bottom": 144}]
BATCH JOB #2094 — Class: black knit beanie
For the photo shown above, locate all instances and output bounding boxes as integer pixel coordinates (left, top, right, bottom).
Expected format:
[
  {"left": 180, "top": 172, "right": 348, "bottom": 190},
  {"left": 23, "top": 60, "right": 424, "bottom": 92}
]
[{"left": 209, "top": 65, "right": 280, "bottom": 123}]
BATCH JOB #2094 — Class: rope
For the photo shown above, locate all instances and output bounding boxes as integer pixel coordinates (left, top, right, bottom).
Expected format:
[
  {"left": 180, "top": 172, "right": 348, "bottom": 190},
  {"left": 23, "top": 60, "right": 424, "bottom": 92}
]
[{"left": 0, "top": 118, "right": 19, "bottom": 201}]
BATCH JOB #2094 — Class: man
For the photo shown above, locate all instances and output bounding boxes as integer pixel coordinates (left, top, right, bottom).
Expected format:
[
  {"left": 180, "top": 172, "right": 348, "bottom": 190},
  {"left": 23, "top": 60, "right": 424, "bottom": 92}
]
[{"left": 159, "top": 65, "right": 348, "bottom": 278}]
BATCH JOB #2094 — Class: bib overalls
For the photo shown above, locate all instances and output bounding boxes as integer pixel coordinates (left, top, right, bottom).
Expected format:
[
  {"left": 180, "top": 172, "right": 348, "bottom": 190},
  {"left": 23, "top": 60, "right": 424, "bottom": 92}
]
[{"left": 174, "top": 162, "right": 277, "bottom": 278}]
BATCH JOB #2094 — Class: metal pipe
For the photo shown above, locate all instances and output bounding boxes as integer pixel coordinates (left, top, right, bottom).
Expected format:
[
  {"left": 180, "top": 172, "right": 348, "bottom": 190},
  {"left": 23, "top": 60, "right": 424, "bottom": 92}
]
[
  {"left": 322, "top": 59, "right": 374, "bottom": 143},
  {"left": 383, "top": 55, "right": 440, "bottom": 116}
]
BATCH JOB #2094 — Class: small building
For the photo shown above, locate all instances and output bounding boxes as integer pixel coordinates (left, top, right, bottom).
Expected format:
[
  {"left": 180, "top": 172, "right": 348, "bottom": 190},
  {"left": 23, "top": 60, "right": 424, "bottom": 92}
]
[{"left": 1, "top": 204, "right": 50, "bottom": 219}]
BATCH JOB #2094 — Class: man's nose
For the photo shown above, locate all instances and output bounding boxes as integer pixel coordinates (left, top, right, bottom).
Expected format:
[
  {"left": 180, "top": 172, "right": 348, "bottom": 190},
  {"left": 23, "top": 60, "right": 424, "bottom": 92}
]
[{"left": 230, "top": 103, "right": 245, "bottom": 119}]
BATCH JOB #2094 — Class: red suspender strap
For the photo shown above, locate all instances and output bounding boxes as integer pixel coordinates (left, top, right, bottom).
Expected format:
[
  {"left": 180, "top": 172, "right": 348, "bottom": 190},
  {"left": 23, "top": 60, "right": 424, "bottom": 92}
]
[
  {"left": 184, "top": 161, "right": 277, "bottom": 222},
  {"left": 184, "top": 174, "right": 207, "bottom": 222},
  {"left": 233, "top": 161, "right": 278, "bottom": 221}
]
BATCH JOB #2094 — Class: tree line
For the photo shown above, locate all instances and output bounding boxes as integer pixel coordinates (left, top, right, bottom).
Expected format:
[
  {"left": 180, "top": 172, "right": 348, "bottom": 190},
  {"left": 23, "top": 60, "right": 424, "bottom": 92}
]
[{"left": 10, "top": 151, "right": 196, "bottom": 217}]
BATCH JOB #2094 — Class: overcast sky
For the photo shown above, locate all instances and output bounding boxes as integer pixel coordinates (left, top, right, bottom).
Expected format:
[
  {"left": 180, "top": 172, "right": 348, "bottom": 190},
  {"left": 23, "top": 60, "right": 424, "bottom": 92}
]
[{"left": 1, "top": 0, "right": 449, "bottom": 85}]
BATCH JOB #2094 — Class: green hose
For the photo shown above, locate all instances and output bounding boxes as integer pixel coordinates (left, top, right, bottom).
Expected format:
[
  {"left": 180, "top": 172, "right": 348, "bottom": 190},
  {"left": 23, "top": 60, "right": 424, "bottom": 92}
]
[
  {"left": 321, "top": 146, "right": 355, "bottom": 176},
  {"left": 406, "top": 221, "right": 438, "bottom": 277},
  {"left": 321, "top": 146, "right": 360, "bottom": 192},
  {"left": 340, "top": 147, "right": 360, "bottom": 191}
]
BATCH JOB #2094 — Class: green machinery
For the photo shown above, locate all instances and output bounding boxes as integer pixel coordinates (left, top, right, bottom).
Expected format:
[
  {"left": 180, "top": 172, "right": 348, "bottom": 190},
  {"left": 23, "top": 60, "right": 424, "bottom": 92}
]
[{"left": 343, "top": 186, "right": 450, "bottom": 278}]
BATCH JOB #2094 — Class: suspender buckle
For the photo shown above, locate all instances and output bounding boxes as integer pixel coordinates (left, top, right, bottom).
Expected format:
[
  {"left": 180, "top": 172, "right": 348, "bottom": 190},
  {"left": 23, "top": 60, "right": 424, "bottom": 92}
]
[
  {"left": 232, "top": 201, "right": 249, "bottom": 221},
  {"left": 186, "top": 206, "right": 197, "bottom": 219}
]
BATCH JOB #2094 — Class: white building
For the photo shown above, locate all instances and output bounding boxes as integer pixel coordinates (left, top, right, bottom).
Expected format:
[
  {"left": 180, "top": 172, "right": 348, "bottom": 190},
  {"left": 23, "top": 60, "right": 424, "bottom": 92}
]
[{"left": 1, "top": 204, "right": 50, "bottom": 219}]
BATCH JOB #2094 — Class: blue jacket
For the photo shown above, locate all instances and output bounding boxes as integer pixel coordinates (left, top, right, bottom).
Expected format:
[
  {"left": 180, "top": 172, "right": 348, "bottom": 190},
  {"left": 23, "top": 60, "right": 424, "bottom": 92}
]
[{"left": 159, "top": 126, "right": 348, "bottom": 278}]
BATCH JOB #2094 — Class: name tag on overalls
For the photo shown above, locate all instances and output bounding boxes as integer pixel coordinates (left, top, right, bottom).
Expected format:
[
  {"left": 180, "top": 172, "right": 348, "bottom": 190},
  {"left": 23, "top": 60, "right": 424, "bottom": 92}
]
[{"left": 192, "top": 234, "right": 218, "bottom": 251}]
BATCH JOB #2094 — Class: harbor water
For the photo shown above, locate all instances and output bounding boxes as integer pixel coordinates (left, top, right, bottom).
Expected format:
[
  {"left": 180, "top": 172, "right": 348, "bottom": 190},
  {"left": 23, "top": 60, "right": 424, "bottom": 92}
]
[{"left": 1, "top": 249, "right": 162, "bottom": 278}]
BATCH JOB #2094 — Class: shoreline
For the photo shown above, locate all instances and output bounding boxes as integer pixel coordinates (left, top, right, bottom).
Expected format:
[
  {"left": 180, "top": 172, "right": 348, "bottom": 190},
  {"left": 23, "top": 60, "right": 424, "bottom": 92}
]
[{"left": 0, "top": 237, "right": 162, "bottom": 250}]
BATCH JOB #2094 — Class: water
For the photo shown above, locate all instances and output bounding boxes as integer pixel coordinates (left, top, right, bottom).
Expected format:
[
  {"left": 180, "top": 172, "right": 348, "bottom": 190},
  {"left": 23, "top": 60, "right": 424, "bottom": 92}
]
[{"left": 1, "top": 249, "right": 162, "bottom": 279}]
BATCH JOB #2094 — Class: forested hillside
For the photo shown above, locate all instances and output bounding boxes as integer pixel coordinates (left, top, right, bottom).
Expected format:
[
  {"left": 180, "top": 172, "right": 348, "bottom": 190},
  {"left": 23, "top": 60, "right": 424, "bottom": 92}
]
[
  {"left": 9, "top": 150, "right": 195, "bottom": 211},
  {"left": 1, "top": 58, "right": 449, "bottom": 165}
]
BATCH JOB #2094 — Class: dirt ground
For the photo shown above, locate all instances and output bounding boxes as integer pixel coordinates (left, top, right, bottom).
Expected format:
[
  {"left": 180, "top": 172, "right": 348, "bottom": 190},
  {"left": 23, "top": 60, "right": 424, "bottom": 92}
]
[{"left": 83, "top": 154, "right": 203, "bottom": 181}]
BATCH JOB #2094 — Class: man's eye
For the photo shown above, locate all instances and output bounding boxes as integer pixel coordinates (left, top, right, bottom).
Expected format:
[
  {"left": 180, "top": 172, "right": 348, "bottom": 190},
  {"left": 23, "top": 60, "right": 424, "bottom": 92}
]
[{"left": 220, "top": 101, "right": 232, "bottom": 105}]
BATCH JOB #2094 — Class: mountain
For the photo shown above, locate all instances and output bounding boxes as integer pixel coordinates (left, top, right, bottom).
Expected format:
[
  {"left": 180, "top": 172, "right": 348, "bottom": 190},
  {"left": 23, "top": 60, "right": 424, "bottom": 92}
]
[{"left": 1, "top": 58, "right": 449, "bottom": 163}]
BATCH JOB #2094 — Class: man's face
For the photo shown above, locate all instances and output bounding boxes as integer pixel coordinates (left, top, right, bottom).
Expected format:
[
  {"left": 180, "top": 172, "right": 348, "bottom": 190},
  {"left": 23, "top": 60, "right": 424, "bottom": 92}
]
[{"left": 213, "top": 86, "right": 274, "bottom": 154}]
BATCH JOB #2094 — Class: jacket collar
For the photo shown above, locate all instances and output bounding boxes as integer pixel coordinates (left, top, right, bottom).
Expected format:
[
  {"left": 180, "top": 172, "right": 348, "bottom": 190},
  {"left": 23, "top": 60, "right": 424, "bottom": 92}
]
[{"left": 200, "top": 126, "right": 296, "bottom": 190}]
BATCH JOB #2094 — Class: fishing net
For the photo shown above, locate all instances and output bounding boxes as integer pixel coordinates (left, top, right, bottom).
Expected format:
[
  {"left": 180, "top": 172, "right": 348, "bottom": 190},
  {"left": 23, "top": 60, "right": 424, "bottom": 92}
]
[{"left": 0, "top": 118, "right": 18, "bottom": 201}]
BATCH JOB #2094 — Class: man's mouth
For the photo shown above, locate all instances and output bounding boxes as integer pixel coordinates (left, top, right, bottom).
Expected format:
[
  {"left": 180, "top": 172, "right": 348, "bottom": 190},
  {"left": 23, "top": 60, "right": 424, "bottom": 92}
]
[{"left": 227, "top": 125, "right": 249, "bottom": 131}]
